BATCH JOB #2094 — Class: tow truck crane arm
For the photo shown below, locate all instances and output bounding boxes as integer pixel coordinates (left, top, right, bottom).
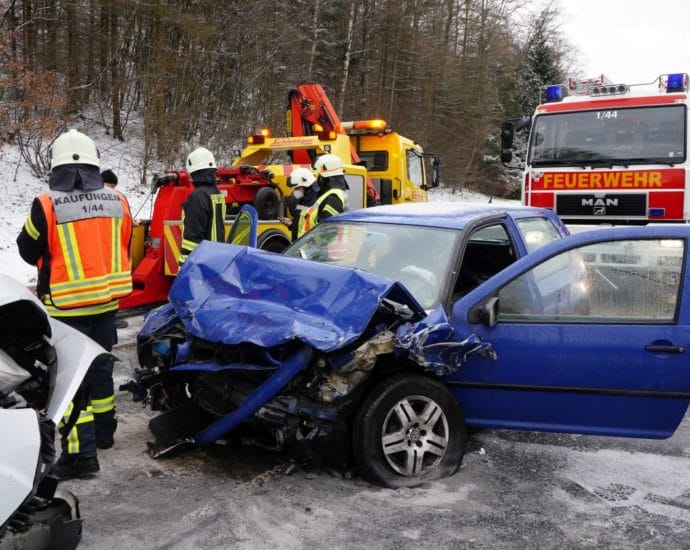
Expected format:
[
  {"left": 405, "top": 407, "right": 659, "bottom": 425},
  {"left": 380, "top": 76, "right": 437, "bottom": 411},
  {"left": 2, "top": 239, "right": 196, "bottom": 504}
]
[{"left": 287, "top": 84, "right": 380, "bottom": 205}]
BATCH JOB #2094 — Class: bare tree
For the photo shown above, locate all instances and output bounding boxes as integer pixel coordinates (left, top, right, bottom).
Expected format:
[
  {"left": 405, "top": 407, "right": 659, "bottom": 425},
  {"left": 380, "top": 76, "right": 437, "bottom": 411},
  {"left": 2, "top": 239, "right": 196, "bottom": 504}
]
[
  {"left": 0, "top": 0, "right": 575, "bottom": 194},
  {"left": 307, "top": 0, "right": 320, "bottom": 80}
]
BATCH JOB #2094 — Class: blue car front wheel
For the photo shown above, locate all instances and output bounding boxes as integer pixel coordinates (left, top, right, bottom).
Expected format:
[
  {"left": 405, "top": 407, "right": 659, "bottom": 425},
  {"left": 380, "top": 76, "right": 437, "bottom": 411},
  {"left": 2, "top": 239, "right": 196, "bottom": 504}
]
[{"left": 353, "top": 374, "right": 466, "bottom": 488}]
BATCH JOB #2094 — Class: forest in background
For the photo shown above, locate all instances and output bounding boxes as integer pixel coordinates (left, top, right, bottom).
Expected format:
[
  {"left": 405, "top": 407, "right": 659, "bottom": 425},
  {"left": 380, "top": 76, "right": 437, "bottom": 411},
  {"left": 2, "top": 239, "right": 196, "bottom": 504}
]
[{"left": 0, "top": 0, "right": 576, "bottom": 196}]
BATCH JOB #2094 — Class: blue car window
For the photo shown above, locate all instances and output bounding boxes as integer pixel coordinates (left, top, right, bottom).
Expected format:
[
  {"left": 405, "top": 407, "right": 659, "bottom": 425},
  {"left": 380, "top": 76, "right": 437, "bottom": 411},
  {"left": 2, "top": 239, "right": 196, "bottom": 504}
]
[
  {"left": 515, "top": 216, "right": 563, "bottom": 253},
  {"left": 453, "top": 223, "right": 516, "bottom": 299},
  {"left": 497, "top": 238, "right": 685, "bottom": 323}
]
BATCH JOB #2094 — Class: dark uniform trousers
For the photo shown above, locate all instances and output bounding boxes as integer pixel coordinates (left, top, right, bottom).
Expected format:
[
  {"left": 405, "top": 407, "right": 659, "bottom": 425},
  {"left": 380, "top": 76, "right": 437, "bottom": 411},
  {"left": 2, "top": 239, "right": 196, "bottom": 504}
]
[{"left": 59, "top": 309, "right": 118, "bottom": 457}]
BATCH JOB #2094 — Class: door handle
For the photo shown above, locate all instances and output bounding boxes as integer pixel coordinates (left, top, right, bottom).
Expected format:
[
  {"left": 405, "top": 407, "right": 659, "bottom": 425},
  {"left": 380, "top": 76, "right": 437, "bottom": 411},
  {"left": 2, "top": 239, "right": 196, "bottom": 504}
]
[{"left": 645, "top": 344, "right": 685, "bottom": 354}]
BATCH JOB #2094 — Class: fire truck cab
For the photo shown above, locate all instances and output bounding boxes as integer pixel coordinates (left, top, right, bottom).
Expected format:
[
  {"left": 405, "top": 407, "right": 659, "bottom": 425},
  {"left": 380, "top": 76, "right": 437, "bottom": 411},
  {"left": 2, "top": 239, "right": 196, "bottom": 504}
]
[{"left": 502, "top": 73, "right": 689, "bottom": 224}]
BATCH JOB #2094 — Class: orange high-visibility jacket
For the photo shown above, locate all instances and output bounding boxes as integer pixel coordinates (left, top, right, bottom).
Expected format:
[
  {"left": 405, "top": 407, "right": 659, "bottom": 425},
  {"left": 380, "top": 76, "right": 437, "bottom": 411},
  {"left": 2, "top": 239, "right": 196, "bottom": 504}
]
[{"left": 35, "top": 189, "right": 132, "bottom": 316}]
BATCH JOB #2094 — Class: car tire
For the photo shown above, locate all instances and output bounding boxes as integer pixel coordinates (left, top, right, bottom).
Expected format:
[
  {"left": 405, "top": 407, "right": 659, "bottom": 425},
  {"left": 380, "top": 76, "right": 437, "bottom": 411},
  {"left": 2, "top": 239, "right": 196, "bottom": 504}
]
[
  {"left": 254, "top": 187, "right": 279, "bottom": 220},
  {"left": 258, "top": 229, "right": 290, "bottom": 253},
  {"left": 353, "top": 374, "right": 466, "bottom": 488}
]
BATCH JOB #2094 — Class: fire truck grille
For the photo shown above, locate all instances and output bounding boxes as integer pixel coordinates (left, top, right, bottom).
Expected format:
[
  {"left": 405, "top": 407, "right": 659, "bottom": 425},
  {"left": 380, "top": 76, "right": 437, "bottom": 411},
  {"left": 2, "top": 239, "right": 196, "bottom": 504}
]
[{"left": 556, "top": 193, "right": 647, "bottom": 218}]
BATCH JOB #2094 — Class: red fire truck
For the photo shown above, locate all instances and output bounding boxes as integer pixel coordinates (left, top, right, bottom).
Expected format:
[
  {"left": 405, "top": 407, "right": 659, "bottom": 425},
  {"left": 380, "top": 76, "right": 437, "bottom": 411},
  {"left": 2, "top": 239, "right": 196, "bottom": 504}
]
[{"left": 501, "top": 73, "right": 689, "bottom": 224}]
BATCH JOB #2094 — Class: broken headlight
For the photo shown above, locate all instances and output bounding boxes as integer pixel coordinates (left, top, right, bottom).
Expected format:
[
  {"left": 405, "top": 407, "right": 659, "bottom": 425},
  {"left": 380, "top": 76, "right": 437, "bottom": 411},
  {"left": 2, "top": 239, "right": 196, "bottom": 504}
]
[{"left": 152, "top": 339, "right": 172, "bottom": 360}]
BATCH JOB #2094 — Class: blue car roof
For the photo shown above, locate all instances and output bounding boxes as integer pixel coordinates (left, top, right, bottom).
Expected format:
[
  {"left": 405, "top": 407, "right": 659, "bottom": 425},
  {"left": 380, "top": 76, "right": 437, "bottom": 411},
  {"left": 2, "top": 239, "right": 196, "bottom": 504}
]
[{"left": 328, "top": 201, "right": 560, "bottom": 230}]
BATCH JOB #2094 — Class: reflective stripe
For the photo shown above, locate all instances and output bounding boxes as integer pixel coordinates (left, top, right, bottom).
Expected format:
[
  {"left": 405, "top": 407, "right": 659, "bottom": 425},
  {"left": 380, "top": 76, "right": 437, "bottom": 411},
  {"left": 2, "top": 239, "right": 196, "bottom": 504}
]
[
  {"left": 76, "top": 410, "right": 95, "bottom": 424},
  {"left": 322, "top": 204, "right": 341, "bottom": 217},
  {"left": 61, "top": 403, "right": 94, "bottom": 454},
  {"left": 111, "top": 217, "right": 121, "bottom": 272},
  {"left": 54, "top": 291, "right": 116, "bottom": 308},
  {"left": 60, "top": 402, "right": 94, "bottom": 424},
  {"left": 91, "top": 395, "right": 115, "bottom": 414},
  {"left": 181, "top": 238, "right": 199, "bottom": 251},
  {"left": 48, "top": 271, "right": 132, "bottom": 308},
  {"left": 45, "top": 298, "right": 119, "bottom": 317},
  {"left": 179, "top": 236, "right": 198, "bottom": 266},
  {"left": 67, "top": 222, "right": 86, "bottom": 279},
  {"left": 24, "top": 216, "right": 40, "bottom": 240},
  {"left": 59, "top": 401, "right": 74, "bottom": 425},
  {"left": 180, "top": 209, "right": 188, "bottom": 256},
  {"left": 56, "top": 223, "right": 80, "bottom": 281},
  {"left": 50, "top": 271, "right": 131, "bottom": 292},
  {"left": 210, "top": 193, "right": 226, "bottom": 242},
  {"left": 67, "top": 425, "right": 79, "bottom": 454}
]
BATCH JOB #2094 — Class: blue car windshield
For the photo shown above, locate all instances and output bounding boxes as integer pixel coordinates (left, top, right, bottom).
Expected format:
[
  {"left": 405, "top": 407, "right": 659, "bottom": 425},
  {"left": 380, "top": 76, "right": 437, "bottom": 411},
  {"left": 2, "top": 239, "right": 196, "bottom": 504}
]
[{"left": 283, "top": 221, "right": 460, "bottom": 309}]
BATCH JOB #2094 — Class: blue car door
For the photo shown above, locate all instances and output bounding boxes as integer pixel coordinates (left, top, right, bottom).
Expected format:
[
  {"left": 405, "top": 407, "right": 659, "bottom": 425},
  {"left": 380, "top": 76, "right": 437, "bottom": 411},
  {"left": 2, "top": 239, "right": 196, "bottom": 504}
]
[
  {"left": 446, "top": 225, "right": 690, "bottom": 438},
  {"left": 226, "top": 204, "right": 258, "bottom": 248}
]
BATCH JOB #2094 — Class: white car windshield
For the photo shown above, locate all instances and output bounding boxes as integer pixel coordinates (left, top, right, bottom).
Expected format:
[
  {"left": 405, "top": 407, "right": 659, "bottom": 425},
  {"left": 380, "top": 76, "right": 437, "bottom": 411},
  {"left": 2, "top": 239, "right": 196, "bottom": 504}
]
[{"left": 284, "top": 221, "right": 459, "bottom": 309}]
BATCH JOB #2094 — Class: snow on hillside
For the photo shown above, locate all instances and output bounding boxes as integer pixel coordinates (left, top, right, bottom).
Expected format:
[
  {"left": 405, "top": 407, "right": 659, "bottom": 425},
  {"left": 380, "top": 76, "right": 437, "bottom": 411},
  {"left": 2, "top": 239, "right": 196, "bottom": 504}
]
[{"left": 0, "top": 132, "right": 515, "bottom": 285}]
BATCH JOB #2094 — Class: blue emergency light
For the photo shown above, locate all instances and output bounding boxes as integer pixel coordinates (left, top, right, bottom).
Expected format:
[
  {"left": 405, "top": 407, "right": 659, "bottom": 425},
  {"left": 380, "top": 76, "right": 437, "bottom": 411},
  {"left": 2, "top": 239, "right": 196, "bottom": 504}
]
[
  {"left": 545, "top": 85, "right": 565, "bottom": 102},
  {"left": 665, "top": 73, "right": 688, "bottom": 93}
]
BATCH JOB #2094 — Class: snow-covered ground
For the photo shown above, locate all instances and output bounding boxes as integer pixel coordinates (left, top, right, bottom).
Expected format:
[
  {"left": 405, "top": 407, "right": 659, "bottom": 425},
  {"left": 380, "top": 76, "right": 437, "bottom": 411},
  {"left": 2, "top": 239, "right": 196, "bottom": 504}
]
[
  {"left": 3, "top": 132, "right": 690, "bottom": 549},
  {"left": 0, "top": 132, "right": 515, "bottom": 285}
]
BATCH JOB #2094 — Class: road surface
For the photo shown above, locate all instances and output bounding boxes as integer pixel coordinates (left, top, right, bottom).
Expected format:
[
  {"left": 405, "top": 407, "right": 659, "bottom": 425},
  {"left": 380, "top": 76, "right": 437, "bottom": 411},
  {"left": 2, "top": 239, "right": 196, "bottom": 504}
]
[{"left": 61, "top": 315, "right": 690, "bottom": 549}]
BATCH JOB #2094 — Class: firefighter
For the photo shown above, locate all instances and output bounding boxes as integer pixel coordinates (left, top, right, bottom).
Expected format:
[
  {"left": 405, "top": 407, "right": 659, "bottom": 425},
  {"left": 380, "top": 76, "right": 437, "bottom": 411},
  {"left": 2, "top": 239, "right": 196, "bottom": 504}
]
[
  {"left": 101, "top": 168, "right": 143, "bottom": 230},
  {"left": 178, "top": 147, "right": 227, "bottom": 265},
  {"left": 281, "top": 167, "right": 319, "bottom": 239},
  {"left": 101, "top": 168, "right": 118, "bottom": 189},
  {"left": 17, "top": 129, "right": 133, "bottom": 478},
  {"left": 314, "top": 153, "right": 349, "bottom": 192},
  {"left": 305, "top": 153, "right": 349, "bottom": 231}
]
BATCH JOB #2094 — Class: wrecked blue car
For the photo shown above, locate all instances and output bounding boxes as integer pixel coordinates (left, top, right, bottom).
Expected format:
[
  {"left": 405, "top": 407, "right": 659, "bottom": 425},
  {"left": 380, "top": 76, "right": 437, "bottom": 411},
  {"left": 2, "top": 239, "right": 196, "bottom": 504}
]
[{"left": 133, "top": 202, "right": 690, "bottom": 487}]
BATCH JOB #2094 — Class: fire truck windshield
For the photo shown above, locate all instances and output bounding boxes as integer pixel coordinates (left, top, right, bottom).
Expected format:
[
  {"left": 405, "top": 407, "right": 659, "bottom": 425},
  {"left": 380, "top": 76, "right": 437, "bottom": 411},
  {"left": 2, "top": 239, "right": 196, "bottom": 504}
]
[{"left": 528, "top": 105, "right": 686, "bottom": 167}]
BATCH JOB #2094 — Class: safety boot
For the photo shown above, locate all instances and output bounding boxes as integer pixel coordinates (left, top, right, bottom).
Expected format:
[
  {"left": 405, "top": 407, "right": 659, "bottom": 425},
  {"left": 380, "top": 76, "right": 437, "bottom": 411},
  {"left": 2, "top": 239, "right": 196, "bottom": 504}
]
[{"left": 54, "top": 455, "right": 100, "bottom": 480}]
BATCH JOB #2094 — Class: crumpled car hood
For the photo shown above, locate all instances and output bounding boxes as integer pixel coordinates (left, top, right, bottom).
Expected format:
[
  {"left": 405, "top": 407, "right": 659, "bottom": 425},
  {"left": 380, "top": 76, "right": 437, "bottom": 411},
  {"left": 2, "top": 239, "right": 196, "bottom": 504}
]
[{"left": 168, "top": 241, "right": 426, "bottom": 353}]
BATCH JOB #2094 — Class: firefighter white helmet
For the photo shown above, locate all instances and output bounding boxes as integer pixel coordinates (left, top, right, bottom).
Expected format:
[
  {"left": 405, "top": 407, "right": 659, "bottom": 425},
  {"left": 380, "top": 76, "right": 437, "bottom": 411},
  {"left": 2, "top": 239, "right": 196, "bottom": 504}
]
[
  {"left": 314, "top": 154, "right": 344, "bottom": 177},
  {"left": 288, "top": 167, "right": 317, "bottom": 188},
  {"left": 186, "top": 147, "right": 217, "bottom": 174},
  {"left": 50, "top": 129, "right": 100, "bottom": 170}
]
